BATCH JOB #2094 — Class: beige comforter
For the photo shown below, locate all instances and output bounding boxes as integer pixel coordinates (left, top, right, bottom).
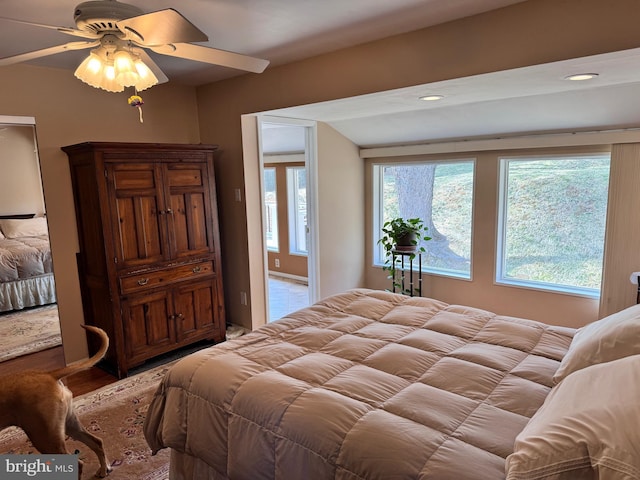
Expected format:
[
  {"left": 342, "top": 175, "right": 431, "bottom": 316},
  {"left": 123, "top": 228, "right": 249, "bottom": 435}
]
[
  {"left": 144, "top": 288, "right": 574, "bottom": 479},
  {"left": 0, "top": 236, "right": 53, "bottom": 282}
]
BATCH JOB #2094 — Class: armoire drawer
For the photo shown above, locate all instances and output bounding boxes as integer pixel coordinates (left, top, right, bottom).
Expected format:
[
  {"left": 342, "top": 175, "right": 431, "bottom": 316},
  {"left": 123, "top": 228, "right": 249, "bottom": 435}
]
[{"left": 120, "top": 261, "right": 214, "bottom": 294}]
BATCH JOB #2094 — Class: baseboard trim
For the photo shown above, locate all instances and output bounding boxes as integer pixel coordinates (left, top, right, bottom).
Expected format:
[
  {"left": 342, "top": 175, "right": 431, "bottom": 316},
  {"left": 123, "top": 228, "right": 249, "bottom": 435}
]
[{"left": 268, "top": 271, "right": 308, "bottom": 284}]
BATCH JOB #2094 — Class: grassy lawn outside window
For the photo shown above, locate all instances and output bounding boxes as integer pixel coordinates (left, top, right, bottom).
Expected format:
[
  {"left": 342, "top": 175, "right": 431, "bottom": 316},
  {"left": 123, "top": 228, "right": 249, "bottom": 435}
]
[{"left": 497, "top": 154, "right": 611, "bottom": 296}]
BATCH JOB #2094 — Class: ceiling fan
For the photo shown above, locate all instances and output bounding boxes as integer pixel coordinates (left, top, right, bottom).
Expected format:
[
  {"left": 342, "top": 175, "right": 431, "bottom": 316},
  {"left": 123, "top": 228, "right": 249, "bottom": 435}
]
[{"left": 0, "top": 0, "right": 270, "bottom": 92}]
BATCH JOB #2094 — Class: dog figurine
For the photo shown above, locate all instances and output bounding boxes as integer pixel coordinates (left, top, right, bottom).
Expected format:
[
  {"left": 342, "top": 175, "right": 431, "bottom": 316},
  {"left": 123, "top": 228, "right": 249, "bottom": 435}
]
[{"left": 0, "top": 324, "right": 111, "bottom": 478}]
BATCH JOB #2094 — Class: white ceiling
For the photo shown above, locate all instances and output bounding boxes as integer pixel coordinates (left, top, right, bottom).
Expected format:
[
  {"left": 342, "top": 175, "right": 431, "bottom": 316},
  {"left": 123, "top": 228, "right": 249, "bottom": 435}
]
[
  {"left": 263, "top": 48, "right": 640, "bottom": 149},
  {"left": 2, "top": 0, "right": 640, "bottom": 150}
]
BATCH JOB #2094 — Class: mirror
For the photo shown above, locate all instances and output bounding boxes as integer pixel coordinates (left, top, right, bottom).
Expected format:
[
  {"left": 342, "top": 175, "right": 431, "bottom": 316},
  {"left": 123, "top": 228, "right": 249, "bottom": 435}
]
[{"left": 0, "top": 117, "right": 62, "bottom": 365}]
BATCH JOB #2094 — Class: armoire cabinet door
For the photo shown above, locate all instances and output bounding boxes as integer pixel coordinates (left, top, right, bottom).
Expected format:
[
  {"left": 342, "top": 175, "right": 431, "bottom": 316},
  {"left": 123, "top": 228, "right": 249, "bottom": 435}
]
[
  {"left": 173, "top": 278, "right": 221, "bottom": 343},
  {"left": 107, "top": 163, "right": 169, "bottom": 267},
  {"left": 121, "top": 290, "right": 175, "bottom": 363},
  {"left": 165, "top": 162, "right": 215, "bottom": 259}
]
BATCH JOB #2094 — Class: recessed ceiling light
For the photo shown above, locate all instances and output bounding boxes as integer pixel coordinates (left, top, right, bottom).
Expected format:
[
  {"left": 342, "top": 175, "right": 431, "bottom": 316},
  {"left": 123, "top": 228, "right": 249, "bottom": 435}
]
[
  {"left": 419, "top": 95, "right": 444, "bottom": 101},
  {"left": 564, "top": 73, "right": 599, "bottom": 81}
]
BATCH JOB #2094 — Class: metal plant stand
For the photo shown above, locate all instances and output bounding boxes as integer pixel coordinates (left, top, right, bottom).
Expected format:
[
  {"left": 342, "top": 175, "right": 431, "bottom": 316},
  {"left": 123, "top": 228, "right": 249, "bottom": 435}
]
[{"left": 391, "top": 250, "right": 422, "bottom": 297}]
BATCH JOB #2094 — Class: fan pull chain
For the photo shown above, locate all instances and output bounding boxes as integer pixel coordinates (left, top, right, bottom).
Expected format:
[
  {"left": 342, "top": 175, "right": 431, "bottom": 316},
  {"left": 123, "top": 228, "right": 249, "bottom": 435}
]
[{"left": 128, "top": 94, "right": 144, "bottom": 123}]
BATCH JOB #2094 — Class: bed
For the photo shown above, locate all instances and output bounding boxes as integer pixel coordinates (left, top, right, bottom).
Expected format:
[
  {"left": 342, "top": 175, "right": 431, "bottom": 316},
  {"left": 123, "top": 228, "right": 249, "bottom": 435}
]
[
  {"left": 144, "top": 288, "right": 640, "bottom": 479},
  {"left": 0, "top": 216, "right": 56, "bottom": 312}
]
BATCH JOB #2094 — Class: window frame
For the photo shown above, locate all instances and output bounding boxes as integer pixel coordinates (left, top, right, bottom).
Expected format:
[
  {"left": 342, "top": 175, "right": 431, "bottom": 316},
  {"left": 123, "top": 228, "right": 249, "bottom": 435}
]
[
  {"left": 495, "top": 153, "right": 611, "bottom": 298},
  {"left": 286, "top": 165, "right": 308, "bottom": 256},
  {"left": 372, "top": 158, "right": 476, "bottom": 280},
  {"left": 263, "top": 166, "right": 279, "bottom": 253}
]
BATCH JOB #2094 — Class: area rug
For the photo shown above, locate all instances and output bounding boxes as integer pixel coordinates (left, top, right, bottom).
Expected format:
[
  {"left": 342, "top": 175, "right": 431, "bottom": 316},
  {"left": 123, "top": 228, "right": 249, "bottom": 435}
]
[
  {"left": 0, "top": 304, "right": 62, "bottom": 362},
  {"left": 0, "top": 361, "right": 173, "bottom": 479}
]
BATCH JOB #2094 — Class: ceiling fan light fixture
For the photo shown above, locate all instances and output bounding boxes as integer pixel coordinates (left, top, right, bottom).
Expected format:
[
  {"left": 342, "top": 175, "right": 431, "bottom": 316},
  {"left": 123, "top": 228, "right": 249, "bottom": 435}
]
[
  {"left": 2, "top": 5, "right": 269, "bottom": 92},
  {"left": 113, "top": 50, "right": 138, "bottom": 87},
  {"left": 101, "top": 64, "right": 125, "bottom": 92},
  {"left": 74, "top": 50, "right": 121, "bottom": 92},
  {"left": 104, "top": 64, "right": 116, "bottom": 80},
  {"left": 100, "top": 64, "right": 124, "bottom": 92},
  {"left": 74, "top": 51, "right": 103, "bottom": 84},
  {"left": 85, "top": 52, "right": 103, "bottom": 75},
  {"left": 74, "top": 47, "right": 159, "bottom": 93},
  {"left": 133, "top": 57, "right": 159, "bottom": 91}
]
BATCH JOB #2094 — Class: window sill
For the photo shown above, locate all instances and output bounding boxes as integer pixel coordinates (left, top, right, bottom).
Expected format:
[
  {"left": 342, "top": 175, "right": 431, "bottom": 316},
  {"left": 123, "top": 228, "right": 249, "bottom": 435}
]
[{"left": 495, "top": 278, "right": 600, "bottom": 299}]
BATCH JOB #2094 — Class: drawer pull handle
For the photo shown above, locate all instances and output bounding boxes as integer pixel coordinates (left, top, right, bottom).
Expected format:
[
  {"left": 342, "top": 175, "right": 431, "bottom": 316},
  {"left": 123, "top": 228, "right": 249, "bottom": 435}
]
[
  {"left": 137, "top": 278, "right": 149, "bottom": 286},
  {"left": 192, "top": 266, "right": 202, "bottom": 273}
]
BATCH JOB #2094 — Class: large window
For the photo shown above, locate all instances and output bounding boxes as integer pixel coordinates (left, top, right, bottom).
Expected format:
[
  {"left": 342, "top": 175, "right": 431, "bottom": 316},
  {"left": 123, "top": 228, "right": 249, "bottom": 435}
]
[
  {"left": 287, "top": 166, "right": 307, "bottom": 255},
  {"left": 374, "top": 160, "right": 475, "bottom": 278},
  {"left": 497, "top": 154, "right": 611, "bottom": 296},
  {"left": 263, "top": 167, "right": 278, "bottom": 251}
]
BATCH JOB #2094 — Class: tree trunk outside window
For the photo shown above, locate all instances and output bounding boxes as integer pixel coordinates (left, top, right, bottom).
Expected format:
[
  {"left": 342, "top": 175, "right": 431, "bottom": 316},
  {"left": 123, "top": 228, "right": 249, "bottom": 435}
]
[{"left": 394, "top": 165, "right": 467, "bottom": 269}]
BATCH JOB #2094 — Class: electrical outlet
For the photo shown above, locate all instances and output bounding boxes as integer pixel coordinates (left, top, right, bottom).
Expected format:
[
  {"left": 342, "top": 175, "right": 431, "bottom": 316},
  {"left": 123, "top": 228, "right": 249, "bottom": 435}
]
[
  {"left": 234, "top": 188, "right": 242, "bottom": 202},
  {"left": 240, "top": 291, "right": 247, "bottom": 305},
  {"left": 275, "top": 258, "right": 280, "bottom": 268}
]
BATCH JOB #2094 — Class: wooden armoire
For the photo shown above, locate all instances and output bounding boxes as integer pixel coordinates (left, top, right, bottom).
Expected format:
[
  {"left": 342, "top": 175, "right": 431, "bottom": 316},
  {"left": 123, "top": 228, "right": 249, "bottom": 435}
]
[{"left": 63, "top": 142, "right": 226, "bottom": 377}]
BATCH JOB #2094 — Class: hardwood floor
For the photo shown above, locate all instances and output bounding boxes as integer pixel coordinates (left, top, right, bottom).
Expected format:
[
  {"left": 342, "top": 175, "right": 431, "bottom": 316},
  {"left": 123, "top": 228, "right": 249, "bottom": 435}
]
[{"left": 0, "top": 346, "right": 118, "bottom": 396}]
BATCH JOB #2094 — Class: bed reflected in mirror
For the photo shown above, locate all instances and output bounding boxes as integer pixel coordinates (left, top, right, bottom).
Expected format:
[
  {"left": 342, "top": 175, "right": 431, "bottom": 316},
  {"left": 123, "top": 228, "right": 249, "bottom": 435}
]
[{"left": 0, "top": 118, "right": 62, "bottom": 364}]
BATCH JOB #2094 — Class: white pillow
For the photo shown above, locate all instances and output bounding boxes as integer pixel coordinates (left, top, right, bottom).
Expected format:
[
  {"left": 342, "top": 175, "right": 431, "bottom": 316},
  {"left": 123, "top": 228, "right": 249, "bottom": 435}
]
[
  {"left": 506, "top": 354, "right": 640, "bottom": 479},
  {"left": 552, "top": 303, "right": 640, "bottom": 383},
  {"left": 0, "top": 217, "right": 48, "bottom": 238}
]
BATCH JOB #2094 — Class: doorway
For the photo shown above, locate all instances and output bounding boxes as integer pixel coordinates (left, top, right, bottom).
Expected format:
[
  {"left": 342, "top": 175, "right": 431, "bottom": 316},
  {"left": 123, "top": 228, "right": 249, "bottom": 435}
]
[{"left": 258, "top": 117, "right": 318, "bottom": 321}]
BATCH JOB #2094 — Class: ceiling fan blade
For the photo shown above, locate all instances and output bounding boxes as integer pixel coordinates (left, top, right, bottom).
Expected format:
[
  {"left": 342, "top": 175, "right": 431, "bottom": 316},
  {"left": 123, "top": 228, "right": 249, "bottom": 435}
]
[
  {"left": 150, "top": 43, "right": 269, "bottom": 74},
  {"left": 132, "top": 48, "right": 169, "bottom": 85},
  {"left": 0, "top": 40, "right": 99, "bottom": 67},
  {"left": 118, "top": 9, "right": 208, "bottom": 45},
  {"left": 0, "top": 17, "right": 98, "bottom": 39}
]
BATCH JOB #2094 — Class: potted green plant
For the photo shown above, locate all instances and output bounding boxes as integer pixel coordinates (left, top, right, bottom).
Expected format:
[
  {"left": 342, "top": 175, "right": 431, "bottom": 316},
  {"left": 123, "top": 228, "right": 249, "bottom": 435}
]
[{"left": 378, "top": 217, "right": 431, "bottom": 294}]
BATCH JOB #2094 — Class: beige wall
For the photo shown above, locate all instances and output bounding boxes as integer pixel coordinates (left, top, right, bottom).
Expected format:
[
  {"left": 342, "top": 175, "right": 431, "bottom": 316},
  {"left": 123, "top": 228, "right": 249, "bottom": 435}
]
[
  {"left": 198, "top": 0, "right": 640, "bottom": 330},
  {"left": 0, "top": 124, "right": 45, "bottom": 216},
  {"left": 0, "top": 64, "right": 200, "bottom": 362},
  {"left": 316, "top": 122, "right": 365, "bottom": 300},
  {"left": 600, "top": 143, "right": 640, "bottom": 317}
]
